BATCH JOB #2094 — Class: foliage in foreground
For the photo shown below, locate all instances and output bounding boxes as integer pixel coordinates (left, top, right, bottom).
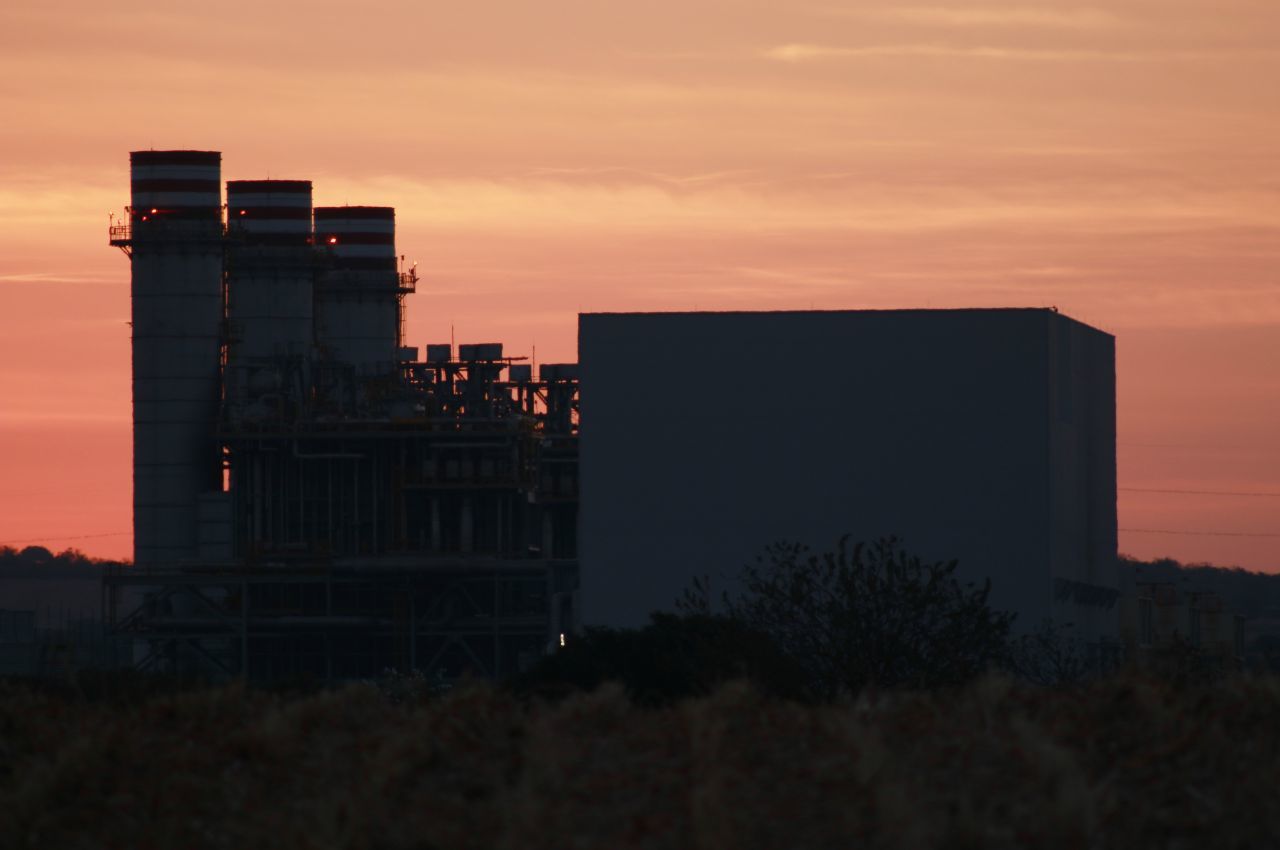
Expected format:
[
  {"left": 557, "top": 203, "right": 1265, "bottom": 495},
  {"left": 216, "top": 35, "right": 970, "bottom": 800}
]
[
  {"left": 3, "top": 673, "right": 1279, "bottom": 849},
  {"left": 684, "top": 536, "right": 1016, "bottom": 697},
  {"left": 509, "top": 612, "right": 809, "bottom": 705},
  {"left": 516, "top": 536, "right": 1087, "bottom": 704}
]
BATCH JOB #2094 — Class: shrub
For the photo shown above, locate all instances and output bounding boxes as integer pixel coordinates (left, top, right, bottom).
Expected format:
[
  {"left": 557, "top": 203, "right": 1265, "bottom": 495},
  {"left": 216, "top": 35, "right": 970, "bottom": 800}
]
[
  {"left": 691, "top": 536, "right": 1015, "bottom": 698},
  {"left": 509, "top": 613, "right": 808, "bottom": 705}
]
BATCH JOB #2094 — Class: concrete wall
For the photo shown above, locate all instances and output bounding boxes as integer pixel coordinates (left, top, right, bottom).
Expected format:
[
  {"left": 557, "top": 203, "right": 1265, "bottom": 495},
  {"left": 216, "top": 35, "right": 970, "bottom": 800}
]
[
  {"left": 1047, "top": 317, "right": 1120, "bottom": 637},
  {"left": 578, "top": 309, "right": 1117, "bottom": 641}
]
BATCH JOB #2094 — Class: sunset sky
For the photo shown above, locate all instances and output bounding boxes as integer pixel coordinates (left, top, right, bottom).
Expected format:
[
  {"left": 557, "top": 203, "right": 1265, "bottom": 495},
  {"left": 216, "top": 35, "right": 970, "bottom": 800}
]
[{"left": 1, "top": 0, "right": 1278, "bottom": 568}]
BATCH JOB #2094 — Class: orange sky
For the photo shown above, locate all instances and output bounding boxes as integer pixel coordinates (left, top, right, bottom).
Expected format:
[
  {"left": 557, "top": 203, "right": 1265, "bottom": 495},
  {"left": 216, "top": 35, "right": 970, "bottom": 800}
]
[{"left": 1, "top": 0, "right": 1278, "bottom": 568}]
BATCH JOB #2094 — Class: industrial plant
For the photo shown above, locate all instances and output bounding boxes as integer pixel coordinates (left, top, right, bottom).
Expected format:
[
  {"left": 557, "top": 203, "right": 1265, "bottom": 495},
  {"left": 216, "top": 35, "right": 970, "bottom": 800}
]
[
  {"left": 106, "top": 149, "right": 1122, "bottom": 683},
  {"left": 578, "top": 310, "right": 1121, "bottom": 647},
  {"left": 107, "top": 151, "right": 578, "bottom": 681}
]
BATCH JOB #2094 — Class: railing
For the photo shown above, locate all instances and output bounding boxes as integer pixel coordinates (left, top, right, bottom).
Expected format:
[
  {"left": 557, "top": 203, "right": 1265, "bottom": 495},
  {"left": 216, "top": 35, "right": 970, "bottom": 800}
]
[
  {"left": 109, "top": 218, "right": 226, "bottom": 243},
  {"left": 398, "top": 269, "right": 418, "bottom": 294}
]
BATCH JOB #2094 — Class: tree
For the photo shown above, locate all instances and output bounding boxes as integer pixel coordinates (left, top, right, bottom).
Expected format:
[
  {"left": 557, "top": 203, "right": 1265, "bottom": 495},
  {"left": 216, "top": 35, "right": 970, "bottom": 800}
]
[
  {"left": 16, "top": 545, "right": 54, "bottom": 564},
  {"left": 686, "top": 536, "right": 1015, "bottom": 698},
  {"left": 1007, "top": 620, "right": 1094, "bottom": 686}
]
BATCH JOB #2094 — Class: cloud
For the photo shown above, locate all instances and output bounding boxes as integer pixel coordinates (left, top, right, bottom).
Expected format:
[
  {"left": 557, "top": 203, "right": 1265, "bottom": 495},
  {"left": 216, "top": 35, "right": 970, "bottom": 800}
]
[
  {"left": 763, "top": 43, "right": 1231, "bottom": 63},
  {"left": 851, "top": 6, "right": 1122, "bottom": 29},
  {"left": 0, "top": 272, "right": 118, "bottom": 286},
  {"left": 341, "top": 170, "right": 1280, "bottom": 239},
  {"left": 522, "top": 166, "right": 760, "bottom": 191}
]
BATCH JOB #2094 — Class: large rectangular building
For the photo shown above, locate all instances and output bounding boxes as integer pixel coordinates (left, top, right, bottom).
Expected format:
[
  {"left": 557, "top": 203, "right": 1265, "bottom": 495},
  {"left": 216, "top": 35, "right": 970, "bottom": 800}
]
[{"left": 578, "top": 309, "right": 1118, "bottom": 643}]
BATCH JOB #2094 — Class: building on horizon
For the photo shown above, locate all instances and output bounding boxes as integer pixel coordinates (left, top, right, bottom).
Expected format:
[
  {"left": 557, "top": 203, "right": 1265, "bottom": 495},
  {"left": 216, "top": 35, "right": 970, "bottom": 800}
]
[
  {"left": 577, "top": 308, "right": 1120, "bottom": 646},
  {"left": 107, "top": 151, "right": 578, "bottom": 682},
  {"left": 104, "top": 149, "right": 1121, "bottom": 681}
]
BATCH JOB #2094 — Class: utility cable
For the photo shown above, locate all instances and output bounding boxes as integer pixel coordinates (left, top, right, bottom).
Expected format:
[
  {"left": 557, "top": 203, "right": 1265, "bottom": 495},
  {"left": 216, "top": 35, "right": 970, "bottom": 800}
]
[
  {"left": 0, "top": 531, "right": 130, "bottom": 547},
  {"left": 1120, "top": 527, "right": 1280, "bottom": 539},
  {"left": 1120, "top": 487, "right": 1280, "bottom": 498}
]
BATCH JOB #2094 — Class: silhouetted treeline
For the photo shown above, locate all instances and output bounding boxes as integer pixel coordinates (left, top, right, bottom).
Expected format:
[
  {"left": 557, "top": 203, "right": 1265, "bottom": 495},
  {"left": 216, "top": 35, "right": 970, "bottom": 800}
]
[
  {"left": 515, "top": 537, "right": 1019, "bottom": 704},
  {"left": 514, "top": 550, "right": 1280, "bottom": 703},
  {"left": 0, "top": 546, "right": 125, "bottom": 575},
  {"left": 1123, "top": 554, "right": 1280, "bottom": 622}
]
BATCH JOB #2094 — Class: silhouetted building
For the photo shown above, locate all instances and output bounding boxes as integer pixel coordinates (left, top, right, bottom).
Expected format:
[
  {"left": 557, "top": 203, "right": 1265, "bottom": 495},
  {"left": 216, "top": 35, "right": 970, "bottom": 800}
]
[
  {"left": 108, "top": 152, "right": 578, "bottom": 682},
  {"left": 125, "top": 150, "right": 224, "bottom": 566},
  {"left": 106, "top": 149, "right": 1121, "bottom": 681},
  {"left": 1117, "top": 565, "right": 1245, "bottom": 674},
  {"left": 578, "top": 309, "right": 1119, "bottom": 646},
  {"left": 0, "top": 553, "right": 138, "bottom": 677}
]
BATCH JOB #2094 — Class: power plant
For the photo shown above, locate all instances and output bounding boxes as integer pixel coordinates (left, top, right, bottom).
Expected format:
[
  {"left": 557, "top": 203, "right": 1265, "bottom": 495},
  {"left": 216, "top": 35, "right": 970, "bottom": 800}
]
[
  {"left": 107, "top": 151, "right": 579, "bottom": 681},
  {"left": 105, "top": 149, "right": 1121, "bottom": 682}
]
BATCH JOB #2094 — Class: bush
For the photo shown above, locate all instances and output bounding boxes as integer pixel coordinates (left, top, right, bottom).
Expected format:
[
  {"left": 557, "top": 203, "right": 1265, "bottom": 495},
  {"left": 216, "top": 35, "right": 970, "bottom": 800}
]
[
  {"left": 508, "top": 613, "right": 809, "bottom": 705},
  {"left": 692, "top": 536, "right": 1015, "bottom": 698},
  {"left": 1007, "top": 620, "right": 1096, "bottom": 686}
]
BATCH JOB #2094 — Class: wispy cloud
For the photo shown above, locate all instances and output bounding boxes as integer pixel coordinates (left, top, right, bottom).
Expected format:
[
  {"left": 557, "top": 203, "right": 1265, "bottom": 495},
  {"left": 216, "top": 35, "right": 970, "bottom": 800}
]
[
  {"left": 523, "top": 166, "right": 758, "bottom": 190},
  {"left": 844, "top": 6, "right": 1122, "bottom": 29},
  {"left": 763, "top": 43, "right": 1233, "bottom": 63},
  {"left": 0, "top": 272, "right": 118, "bottom": 286}
]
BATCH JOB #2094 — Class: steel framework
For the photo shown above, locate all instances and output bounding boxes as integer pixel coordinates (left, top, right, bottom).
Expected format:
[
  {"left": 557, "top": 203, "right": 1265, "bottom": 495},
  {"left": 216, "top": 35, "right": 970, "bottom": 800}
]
[{"left": 104, "top": 558, "right": 577, "bottom": 682}]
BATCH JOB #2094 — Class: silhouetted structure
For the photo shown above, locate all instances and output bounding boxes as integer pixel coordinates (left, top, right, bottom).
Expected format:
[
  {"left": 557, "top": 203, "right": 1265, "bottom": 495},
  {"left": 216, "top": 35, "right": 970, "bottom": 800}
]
[
  {"left": 105, "top": 150, "right": 1121, "bottom": 680},
  {"left": 108, "top": 152, "right": 578, "bottom": 682},
  {"left": 578, "top": 309, "right": 1120, "bottom": 648},
  {"left": 121, "top": 151, "right": 224, "bottom": 566},
  {"left": 0, "top": 552, "right": 123, "bottom": 677},
  {"left": 1117, "top": 562, "right": 1246, "bottom": 675}
]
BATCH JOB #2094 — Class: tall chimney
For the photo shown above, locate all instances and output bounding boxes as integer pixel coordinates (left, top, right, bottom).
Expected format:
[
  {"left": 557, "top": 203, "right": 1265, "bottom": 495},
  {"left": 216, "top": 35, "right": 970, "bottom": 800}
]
[
  {"left": 313, "top": 206, "right": 401, "bottom": 378},
  {"left": 127, "top": 150, "right": 224, "bottom": 566},
  {"left": 224, "top": 179, "right": 315, "bottom": 404}
]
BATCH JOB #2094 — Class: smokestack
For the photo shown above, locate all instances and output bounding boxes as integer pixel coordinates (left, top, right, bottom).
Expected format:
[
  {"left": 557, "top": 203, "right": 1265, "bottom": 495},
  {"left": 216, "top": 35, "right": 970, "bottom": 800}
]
[
  {"left": 128, "top": 150, "right": 224, "bottom": 566},
  {"left": 313, "top": 206, "right": 400, "bottom": 378},
  {"left": 225, "top": 180, "right": 315, "bottom": 403}
]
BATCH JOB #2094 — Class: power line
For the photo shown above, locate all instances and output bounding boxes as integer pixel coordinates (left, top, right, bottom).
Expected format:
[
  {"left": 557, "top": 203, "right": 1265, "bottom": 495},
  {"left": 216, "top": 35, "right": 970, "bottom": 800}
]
[
  {"left": 0, "top": 531, "right": 130, "bottom": 547},
  {"left": 1120, "top": 527, "right": 1280, "bottom": 539},
  {"left": 1120, "top": 487, "right": 1280, "bottom": 498},
  {"left": 1120, "top": 442, "right": 1280, "bottom": 453}
]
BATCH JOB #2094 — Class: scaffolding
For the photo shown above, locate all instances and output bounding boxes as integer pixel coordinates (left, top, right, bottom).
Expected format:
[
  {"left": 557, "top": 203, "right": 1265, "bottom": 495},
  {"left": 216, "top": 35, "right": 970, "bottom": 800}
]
[
  {"left": 104, "top": 558, "right": 577, "bottom": 682},
  {"left": 106, "top": 349, "right": 579, "bottom": 683}
]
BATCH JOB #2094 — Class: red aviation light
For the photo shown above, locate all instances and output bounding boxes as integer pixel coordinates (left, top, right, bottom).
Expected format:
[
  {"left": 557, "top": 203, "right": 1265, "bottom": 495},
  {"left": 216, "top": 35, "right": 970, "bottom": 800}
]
[
  {"left": 150, "top": 208, "right": 157, "bottom": 214},
  {"left": 328, "top": 236, "right": 338, "bottom": 244}
]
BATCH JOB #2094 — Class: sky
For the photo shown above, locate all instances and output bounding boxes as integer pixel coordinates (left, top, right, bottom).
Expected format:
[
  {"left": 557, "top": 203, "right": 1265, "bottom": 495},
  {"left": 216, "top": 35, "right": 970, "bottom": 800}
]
[{"left": 0, "top": 0, "right": 1278, "bottom": 568}]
